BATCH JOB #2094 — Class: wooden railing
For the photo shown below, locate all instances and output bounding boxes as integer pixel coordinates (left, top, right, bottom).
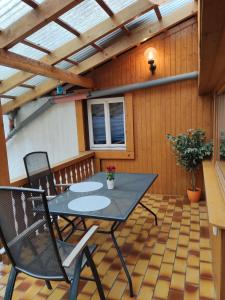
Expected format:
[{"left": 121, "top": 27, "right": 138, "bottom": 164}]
[{"left": 11, "top": 151, "right": 96, "bottom": 188}]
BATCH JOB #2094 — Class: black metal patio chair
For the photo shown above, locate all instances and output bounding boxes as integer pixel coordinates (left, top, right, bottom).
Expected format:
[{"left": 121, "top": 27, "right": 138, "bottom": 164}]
[
  {"left": 0, "top": 186, "right": 105, "bottom": 300},
  {"left": 23, "top": 151, "right": 86, "bottom": 240}
]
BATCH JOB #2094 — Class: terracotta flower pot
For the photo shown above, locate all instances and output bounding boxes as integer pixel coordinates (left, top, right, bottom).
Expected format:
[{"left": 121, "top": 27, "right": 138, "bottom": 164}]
[{"left": 187, "top": 188, "right": 201, "bottom": 203}]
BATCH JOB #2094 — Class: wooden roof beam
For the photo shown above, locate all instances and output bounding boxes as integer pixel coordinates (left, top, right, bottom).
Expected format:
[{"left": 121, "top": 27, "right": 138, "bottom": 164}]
[
  {"left": 0, "top": 50, "right": 93, "bottom": 88},
  {"left": 0, "top": 0, "right": 155, "bottom": 94},
  {"left": 1, "top": 1, "right": 197, "bottom": 113},
  {"left": 0, "top": 0, "right": 84, "bottom": 49}
]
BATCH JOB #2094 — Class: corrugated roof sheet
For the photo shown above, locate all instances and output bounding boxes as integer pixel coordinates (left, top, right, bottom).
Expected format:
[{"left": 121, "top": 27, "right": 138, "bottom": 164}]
[
  {"left": 4, "top": 86, "right": 30, "bottom": 97},
  {"left": 24, "top": 75, "right": 49, "bottom": 86},
  {"left": 55, "top": 61, "right": 74, "bottom": 70},
  {"left": 160, "top": 0, "right": 193, "bottom": 16},
  {"left": 60, "top": 0, "right": 109, "bottom": 34},
  {"left": 96, "top": 28, "right": 123, "bottom": 48},
  {"left": 0, "top": 0, "right": 45, "bottom": 30},
  {"left": 26, "top": 22, "right": 75, "bottom": 51},
  {"left": 0, "top": 66, "right": 19, "bottom": 80},
  {"left": 104, "top": 0, "right": 137, "bottom": 13},
  {"left": 9, "top": 43, "right": 45, "bottom": 60},
  {"left": 68, "top": 45, "right": 98, "bottom": 63}
]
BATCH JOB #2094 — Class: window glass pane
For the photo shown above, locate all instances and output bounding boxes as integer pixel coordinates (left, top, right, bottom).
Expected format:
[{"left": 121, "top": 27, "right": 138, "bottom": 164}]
[
  {"left": 109, "top": 102, "right": 125, "bottom": 144},
  {"left": 91, "top": 104, "right": 106, "bottom": 144}
]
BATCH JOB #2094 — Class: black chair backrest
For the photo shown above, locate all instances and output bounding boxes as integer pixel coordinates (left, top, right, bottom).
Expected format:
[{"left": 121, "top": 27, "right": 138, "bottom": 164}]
[
  {"left": 23, "top": 152, "right": 57, "bottom": 196},
  {"left": 0, "top": 186, "right": 68, "bottom": 280}
]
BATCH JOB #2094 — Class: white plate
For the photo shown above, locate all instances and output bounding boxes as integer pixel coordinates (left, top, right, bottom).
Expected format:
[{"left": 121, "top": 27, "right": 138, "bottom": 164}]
[
  {"left": 69, "top": 181, "right": 103, "bottom": 193},
  {"left": 68, "top": 196, "right": 111, "bottom": 212}
]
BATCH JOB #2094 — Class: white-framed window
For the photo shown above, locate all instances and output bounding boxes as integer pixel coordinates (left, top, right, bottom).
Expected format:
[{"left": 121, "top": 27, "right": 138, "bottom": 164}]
[{"left": 87, "top": 97, "right": 126, "bottom": 150}]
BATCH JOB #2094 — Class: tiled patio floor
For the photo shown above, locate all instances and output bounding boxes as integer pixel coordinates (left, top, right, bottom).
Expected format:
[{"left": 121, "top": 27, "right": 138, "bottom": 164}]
[{"left": 0, "top": 194, "right": 216, "bottom": 300}]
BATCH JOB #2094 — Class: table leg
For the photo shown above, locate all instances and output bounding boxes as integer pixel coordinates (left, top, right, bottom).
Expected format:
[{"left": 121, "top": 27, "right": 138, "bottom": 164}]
[
  {"left": 110, "top": 223, "right": 134, "bottom": 297},
  {"left": 139, "top": 201, "right": 158, "bottom": 225}
]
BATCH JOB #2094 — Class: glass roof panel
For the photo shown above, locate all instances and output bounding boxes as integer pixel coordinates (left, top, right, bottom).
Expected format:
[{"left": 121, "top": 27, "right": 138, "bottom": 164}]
[
  {"left": 60, "top": 0, "right": 109, "bottom": 34},
  {"left": 4, "top": 86, "right": 30, "bottom": 97},
  {"left": 9, "top": 43, "right": 45, "bottom": 60},
  {"left": 24, "top": 75, "right": 49, "bottom": 86},
  {"left": 0, "top": 66, "right": 19, "bottom": 80},
  {"left": 26, "top": 22, "right": 75, "bottom": 51},
  {"left": 104, "top": 0, "right": 137, "bottom": 13},
  {"left": 0, "top": 0, "right": 32, "bottom": 30},
  {"left": 68, "top": 45, "right": 97, "bottom": 63}
]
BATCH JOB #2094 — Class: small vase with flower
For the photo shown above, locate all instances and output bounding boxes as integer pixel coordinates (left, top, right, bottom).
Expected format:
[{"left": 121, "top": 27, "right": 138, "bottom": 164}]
[{"left": 106, "top": 166, "right": 116, "bottom": 189}]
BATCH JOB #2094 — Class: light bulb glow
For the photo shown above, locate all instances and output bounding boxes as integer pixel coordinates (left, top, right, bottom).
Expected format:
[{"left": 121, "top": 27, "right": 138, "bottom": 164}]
[{"left": 144, "top": 47, "right": 157, "bottom": 62}]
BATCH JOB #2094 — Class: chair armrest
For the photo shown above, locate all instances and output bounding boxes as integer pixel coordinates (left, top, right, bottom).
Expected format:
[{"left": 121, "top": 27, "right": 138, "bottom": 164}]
[
  {"left": 62, "top": 225, "right": 98, "bottom": 268},
  {"left": 27, "top": 195, "right": 56, "bottom": 201}
]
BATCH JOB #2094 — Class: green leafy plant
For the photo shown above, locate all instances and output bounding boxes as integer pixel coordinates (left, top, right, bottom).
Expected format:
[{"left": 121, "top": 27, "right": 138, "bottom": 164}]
[
  {"left": 220, "top": 141, "right": 225, "bottom": 159},
  {"left": 106, "top": 166, "right": 116, "bottom": 181},
  {"left": 167, "top": 129, "right": 213, "bottom": 191}
]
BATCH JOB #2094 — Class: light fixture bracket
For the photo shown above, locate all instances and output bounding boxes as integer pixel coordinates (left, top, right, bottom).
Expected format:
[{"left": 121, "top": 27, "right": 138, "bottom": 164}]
[{"left": 148, "top": 59, "right": 156, "bottom": 75}]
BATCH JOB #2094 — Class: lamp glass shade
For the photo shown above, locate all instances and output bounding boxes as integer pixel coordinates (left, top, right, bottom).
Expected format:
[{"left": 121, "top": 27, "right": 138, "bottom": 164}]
[{"left": 144, "top": 47, "right": 157, "bottom": 62}]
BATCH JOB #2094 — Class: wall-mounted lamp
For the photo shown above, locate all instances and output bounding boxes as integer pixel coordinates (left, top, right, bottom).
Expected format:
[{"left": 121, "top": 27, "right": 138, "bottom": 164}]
[{"left": 144, "top": 47, "right": 157, "bottom": 75}]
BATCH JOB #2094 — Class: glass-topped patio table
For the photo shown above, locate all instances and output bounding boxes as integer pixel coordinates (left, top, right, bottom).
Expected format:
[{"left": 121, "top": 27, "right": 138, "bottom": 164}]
[{"left": 48, "top": 172, "right": 158, "bottom": 297}]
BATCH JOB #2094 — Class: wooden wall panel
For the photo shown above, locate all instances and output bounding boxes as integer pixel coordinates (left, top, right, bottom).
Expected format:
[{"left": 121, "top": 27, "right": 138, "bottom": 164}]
[{"left": 90, "top": 18, "right": 213, "bottom": 195}]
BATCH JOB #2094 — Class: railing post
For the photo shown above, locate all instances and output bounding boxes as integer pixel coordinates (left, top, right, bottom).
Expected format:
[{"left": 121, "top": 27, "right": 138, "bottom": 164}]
[
  {"left": 94, "top": 158, "right": 101, "bottom": 173},
  {"left": 0, "top": 104, "right": 10, "bottom": 186},
  {"left": 0, "top": 103, "right": 10, "bottom": 264}
]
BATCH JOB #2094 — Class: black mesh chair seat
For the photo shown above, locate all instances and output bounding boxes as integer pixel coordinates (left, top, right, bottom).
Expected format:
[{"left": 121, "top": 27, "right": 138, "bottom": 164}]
[{"left": 0, "top": 187, "right": 105, "bottom": 300}]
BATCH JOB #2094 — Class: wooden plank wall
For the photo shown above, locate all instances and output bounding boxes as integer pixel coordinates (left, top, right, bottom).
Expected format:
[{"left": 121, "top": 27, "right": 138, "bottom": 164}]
[{"left": 90, "top": 17, "right": 213, "bottom": 195}]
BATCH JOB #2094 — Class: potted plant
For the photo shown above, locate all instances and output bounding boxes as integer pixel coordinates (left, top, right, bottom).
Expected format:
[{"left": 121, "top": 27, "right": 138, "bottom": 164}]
[
  {"left": 167, "top": 129, "right": 213, "bottom": 202},
  {"left": 106, "top": 166, "right": 116, "bottom": 189}
]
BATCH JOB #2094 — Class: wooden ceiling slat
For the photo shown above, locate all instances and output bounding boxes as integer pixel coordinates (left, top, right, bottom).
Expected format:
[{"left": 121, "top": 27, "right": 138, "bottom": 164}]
[
  {"left": 64, "top": 58, "right": 79, "bottom": 66},
  {"left": 1, "top": 1, "right": 197, "bottom": 113},
  {"left": 154, "top": 6, "right": 162, "bottom": 20},
  {"left": 19, "top": 84, "right": 35, "bottom": 89},
  {"left": 54, "top": 19, "right": 81, "bottom": 37},
  {"left": 0, "top": 0, "right": 155, "bottom": 95},
  {"left": 0, "top": 0, "right": 85, "bottom": 49},
  {"left": 95, "top": 0, "right": 114, "bottom": 17},
  {"left": 121, "top": 26, "right": 130, "bottom": 35},
  {"left": 21, "top": 0, "right": 38, "bottom": 9},
  {"left": 91, "top": 43, "right": 103, "bottom": 52},
  {"left": 22, "top": 40, "right": 51, "bottom": 54},
  {"left": 0, "top": 95, "right": 16, "bottom": 100}
]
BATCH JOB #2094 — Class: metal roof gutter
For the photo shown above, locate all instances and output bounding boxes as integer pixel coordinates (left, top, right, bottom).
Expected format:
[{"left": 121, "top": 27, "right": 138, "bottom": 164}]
[{"left": 88, "top": 71, "right": 198, "bottom": 98}]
